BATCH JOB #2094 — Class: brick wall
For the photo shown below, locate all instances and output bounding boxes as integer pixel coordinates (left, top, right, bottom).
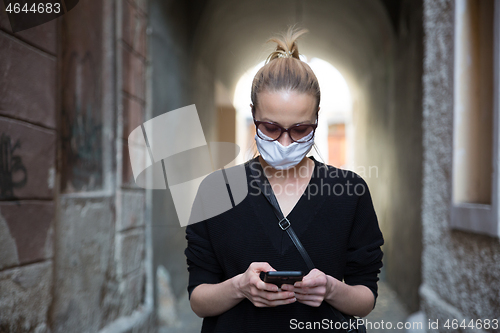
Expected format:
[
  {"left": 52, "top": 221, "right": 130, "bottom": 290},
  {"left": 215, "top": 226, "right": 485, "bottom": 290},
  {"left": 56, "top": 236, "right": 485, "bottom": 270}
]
[
  {"left": 0, "top": 5, "right": 57, "bottom": 332},
  {"left": 0, "top": 1, "right": 154, "bottom": 332}
]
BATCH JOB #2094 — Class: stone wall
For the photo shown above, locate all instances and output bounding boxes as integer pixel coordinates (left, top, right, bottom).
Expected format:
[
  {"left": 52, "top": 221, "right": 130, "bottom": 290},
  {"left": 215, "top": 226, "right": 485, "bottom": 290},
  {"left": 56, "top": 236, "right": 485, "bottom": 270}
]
[
  {"left": 0, "top": 0, "right": 154, "bottom": 332},
  {"left": 421, "top": 0, "right": 500, "bottom": 329},
  {"left": 0, "top": 5, "right": 57, "bottom": 331}
]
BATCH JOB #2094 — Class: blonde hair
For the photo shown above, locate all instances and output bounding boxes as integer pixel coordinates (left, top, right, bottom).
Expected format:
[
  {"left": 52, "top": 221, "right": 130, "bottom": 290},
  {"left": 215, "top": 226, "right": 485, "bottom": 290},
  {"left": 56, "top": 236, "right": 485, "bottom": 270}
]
[{"left": 251, "top": 25, "right": 321, "bottom": 116}]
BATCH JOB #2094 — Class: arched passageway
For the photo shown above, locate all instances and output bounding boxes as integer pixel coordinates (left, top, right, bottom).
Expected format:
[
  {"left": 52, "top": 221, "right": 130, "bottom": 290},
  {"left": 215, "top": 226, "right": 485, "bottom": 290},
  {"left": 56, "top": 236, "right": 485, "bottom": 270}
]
[
  {"left": 4, "top": 1, "right": 500, "bottom": 331},
  {"left": 149, "top": 0, "right": 423, "bottom": 317}
]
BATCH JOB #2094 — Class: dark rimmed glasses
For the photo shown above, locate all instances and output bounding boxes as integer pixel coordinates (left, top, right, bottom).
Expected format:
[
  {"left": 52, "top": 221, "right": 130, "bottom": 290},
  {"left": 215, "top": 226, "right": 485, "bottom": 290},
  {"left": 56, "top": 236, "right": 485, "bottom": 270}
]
[{"left": 253, "top": 118, "right": 318, "bottom": 143}]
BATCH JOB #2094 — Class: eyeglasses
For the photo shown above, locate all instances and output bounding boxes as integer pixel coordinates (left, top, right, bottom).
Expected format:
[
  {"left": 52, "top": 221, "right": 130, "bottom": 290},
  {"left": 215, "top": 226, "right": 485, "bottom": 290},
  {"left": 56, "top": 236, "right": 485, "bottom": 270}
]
[{"left": 253, "top": 118, "right": 318, "bottom": 143}]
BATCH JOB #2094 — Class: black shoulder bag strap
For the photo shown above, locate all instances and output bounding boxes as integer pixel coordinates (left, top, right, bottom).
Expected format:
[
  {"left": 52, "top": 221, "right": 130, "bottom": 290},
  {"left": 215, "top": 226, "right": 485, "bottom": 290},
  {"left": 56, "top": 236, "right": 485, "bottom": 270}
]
[{"left": 248, "top": 158, "right": 365, "bottom": 333}]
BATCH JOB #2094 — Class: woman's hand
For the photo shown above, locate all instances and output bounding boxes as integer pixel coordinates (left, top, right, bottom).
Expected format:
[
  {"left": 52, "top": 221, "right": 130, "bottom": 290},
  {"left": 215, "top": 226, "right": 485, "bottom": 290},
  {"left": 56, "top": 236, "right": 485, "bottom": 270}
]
[
  {"left": 281, "top": 268, "right": 338, "bottom": 307},
  {"left": 235, "top": 262, "right": 297, "bottom": 307}
]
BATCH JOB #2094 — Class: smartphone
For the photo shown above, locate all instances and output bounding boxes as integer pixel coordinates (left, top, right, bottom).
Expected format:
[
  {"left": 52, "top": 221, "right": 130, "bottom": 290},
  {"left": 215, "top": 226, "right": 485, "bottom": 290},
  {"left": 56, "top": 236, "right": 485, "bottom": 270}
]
[{"left": 259, "top": 271, "right": 304, "bottom": 288}]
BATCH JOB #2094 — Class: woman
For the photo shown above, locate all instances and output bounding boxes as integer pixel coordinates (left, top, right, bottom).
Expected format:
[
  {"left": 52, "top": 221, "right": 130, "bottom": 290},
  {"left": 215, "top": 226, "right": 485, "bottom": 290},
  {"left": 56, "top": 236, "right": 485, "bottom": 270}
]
[{"left": 185, "top": 26, "right": 384, "bottom": 332}]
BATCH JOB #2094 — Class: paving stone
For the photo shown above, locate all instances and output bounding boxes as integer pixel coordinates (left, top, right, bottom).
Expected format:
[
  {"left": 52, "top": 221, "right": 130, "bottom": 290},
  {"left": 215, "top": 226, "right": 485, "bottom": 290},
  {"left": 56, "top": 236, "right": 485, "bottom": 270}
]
[
  {"left": 0, "top": 261, "right": 52, "bottom": 332},
  {"left": 120, "top": 265, "right": 146, "bottom": 317},
  {"left": 51, "top": 197, "right": 116, "bottom": 333},
  {"left": 118, "top": 228, "right": 145, "bottom": 276},
  {"left": 122, "top": 1, "right": 147, "bottom": 58},
  {"left": 122, "top": 140, "right": 137, "bottom": 187},
  {"left": 0, "top": 209, "right": 20, "bottom": 270},
  {"left": 122, "top": 95, "right": 146, "bottom": 187},
  {"left": 0, "top": 33, "right": 56, "bottom": 129},
  {"left": 123, "top": 95, "right": 146, "bottom": 142},
  {"left": 122, "top": 45, "right": 146, "bottom": 101},
  {"left": 117, "top": 190, "right": 145, "bottom": 231},
  {"left": 0, "top": 201, "right": 54, "bottom": 265},
  {"left": 123, "top": 140, "right": 149, "bottom": 188},
  {"left": 0, "top": 117, "right": 56, "bottom": 200},
  {"left": 0, "top": 117, "right": 56, "bottom": 199}
]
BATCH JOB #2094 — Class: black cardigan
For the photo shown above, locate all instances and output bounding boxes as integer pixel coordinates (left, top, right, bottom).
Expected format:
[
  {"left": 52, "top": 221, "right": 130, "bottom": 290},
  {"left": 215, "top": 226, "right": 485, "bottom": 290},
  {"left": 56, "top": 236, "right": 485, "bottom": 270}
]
[{"left": 185, "top": 156, "right": 384, "bottom": 332}]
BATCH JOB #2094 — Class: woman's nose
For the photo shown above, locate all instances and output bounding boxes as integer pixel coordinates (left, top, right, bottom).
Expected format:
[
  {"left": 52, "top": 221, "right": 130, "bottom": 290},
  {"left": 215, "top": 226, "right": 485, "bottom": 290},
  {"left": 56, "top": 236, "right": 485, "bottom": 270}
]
[{"left": 278, "top": 132, "right": 293, "bottom": 147}]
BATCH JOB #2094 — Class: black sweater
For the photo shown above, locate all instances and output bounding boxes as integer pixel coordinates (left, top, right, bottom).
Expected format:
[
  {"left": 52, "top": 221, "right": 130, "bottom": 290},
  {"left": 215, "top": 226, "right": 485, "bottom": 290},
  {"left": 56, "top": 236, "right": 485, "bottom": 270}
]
[{"left": 185, "top": 156, "right": 384, "bottom": 332}]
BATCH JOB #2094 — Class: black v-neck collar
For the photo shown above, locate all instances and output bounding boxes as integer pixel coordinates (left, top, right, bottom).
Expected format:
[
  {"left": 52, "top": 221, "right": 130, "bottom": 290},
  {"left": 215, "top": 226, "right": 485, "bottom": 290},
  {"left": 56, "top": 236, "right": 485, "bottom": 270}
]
[{"left": 246, "top": 156, "right": 329, "bottom": 257}]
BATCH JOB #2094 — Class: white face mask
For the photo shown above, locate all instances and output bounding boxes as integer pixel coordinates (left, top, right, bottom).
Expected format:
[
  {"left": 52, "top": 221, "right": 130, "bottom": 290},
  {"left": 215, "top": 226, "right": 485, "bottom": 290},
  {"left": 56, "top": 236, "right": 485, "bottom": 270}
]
[{"left": 255, "top": 129, "right": 315, "bottom": 170}]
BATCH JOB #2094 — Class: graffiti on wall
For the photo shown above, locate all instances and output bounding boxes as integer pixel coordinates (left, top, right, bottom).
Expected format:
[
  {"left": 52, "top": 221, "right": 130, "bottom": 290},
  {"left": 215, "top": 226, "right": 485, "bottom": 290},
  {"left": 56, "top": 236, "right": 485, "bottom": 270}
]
[
  {"left": 0, "top": 133, "right": 27, "bottom": 199},
  {"left": 60, "top": 50, "right": 103, "bottom": 192}
]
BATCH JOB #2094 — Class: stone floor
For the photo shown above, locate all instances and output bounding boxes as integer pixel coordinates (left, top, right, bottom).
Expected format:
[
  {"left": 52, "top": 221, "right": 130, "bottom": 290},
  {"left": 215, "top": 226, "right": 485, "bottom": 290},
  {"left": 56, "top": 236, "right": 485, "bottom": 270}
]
[
  {"left": 158, "top": 280, "right": 425, "bottom": 333},
  {"left": 157, "top": 290, "right": 203, "bottom": 333},
  {"left": 363, "top": 281, "right": 425, "bottom": 333}
]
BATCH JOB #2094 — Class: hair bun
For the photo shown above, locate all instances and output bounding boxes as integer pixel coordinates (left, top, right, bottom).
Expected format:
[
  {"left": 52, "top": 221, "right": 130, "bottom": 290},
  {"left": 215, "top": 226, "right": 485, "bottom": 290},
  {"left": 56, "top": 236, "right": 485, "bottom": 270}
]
[
  {"left": 265, "top": 25, "right": 308, "bottom": 63},
  {"left": 251, "top": 24, "right": 320, "bottom": 119}
]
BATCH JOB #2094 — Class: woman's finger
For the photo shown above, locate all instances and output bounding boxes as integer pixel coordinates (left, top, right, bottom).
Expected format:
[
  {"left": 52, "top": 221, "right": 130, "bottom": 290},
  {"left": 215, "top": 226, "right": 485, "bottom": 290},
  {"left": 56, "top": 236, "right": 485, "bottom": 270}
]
[
  {"left": 294, "top": 286, "right": 326, "bottom": 295},
  {"left": 295, "top": 293, "right": 323, "bottom": 302},
  {"left": 253, "top": 294, "right": 296, "bottom": 307},
  {"left": 256, "top": 289, "right": 295, "bottom": 301},
  {"left": 255, "top": 280, "right": 279, "bottom": 292},
  {"left": 296, "top": 299, "right": 322, "bottom": 307},
  {"left": 250, "top": 262, "right": 276, "bottom": 273},
  {"left": 295, "top": 293, "right": 324, "bottom": 306},
  {"left": 299, "top": 275, "right": 327, "bottom": 288}
]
